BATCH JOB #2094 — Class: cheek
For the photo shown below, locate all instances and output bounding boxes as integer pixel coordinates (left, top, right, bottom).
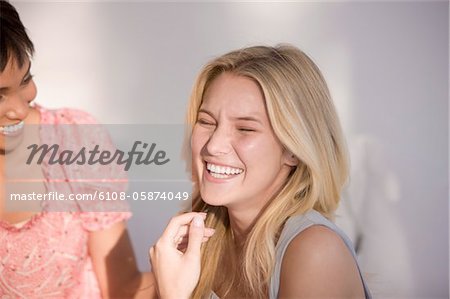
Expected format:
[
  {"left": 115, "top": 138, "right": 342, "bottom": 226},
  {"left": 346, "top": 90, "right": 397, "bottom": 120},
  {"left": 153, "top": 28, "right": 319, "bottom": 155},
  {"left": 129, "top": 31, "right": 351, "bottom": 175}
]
[
  {"left": 190, "top": 129, "right": 210, "bottom": 181},
  {"left": 191, "top": 128, "right": 208, "bottom": 158},
  {"left": 235, "top": 139, "right": 259, "bottom": 161},
  {"left": 236, "top": 136, "right": 284, "bottom": 167},
  {"left": 29, "top": 81, "right": 37, "bottom": 100},
  {"left": 23, "top": 81, "right": 37, "bottom": 102}
]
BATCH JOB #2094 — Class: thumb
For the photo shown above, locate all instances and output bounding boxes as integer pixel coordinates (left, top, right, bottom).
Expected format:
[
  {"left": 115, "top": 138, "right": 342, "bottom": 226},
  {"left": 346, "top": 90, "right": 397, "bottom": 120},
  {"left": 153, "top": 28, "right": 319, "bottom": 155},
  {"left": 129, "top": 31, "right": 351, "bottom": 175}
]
[{"left": 185, "top": 215, "right": 205, "bottom": 257}]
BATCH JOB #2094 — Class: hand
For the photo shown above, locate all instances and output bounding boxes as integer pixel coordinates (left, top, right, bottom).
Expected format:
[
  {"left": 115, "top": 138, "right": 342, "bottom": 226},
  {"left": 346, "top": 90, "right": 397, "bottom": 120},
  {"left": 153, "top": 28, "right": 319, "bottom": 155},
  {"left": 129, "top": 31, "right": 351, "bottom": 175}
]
[{"left": 149, "top": 212, "right": 215, "bottom": 299}]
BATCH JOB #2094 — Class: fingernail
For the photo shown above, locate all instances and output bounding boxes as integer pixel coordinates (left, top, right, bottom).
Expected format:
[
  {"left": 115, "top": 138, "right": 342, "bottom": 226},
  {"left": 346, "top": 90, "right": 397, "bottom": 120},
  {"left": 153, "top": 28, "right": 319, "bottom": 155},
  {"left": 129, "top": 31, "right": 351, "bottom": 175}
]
[{"left": 193, "top": 215, "right": 204, "bottom": 227}]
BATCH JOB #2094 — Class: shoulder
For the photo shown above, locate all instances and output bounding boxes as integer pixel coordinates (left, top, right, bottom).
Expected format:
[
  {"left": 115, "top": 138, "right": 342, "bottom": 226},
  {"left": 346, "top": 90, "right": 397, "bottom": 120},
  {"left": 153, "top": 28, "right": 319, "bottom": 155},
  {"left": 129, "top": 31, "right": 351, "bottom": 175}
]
[
  {"left": 38, "top": 105, "right": 99, "bottom": 125},
  {"left": 56, "top": 108, "right": 98, "bottom": 124},
  {"left": 278, "top": 225, "right": 365, "bottom": 298},
  {"left": 285, "top": 225, "right": 347, "bottom": 259},
  {"left": 282, "top": 225, "right": 353, "bottom": 277},
  {"left": 38, "top": 105, "right": 108, "bottom": 144}
]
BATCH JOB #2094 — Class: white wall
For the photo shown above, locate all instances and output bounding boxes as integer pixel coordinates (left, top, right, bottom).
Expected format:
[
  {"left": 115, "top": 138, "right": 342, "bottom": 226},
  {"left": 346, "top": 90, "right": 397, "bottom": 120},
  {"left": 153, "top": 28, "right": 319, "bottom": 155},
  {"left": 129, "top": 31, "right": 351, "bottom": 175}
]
[{"left": 13, "top": 1, "right": 449, "bottom": 298}]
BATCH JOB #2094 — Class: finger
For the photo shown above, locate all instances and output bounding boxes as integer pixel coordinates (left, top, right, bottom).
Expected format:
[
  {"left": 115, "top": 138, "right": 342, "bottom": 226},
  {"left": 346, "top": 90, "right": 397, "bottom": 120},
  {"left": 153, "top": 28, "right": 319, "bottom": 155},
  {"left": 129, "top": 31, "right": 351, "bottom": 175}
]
[
  {"left": 204, "top": 227, "right": 215, "bottom": 237},
  {"left": 178, "top": 236, "right": 212, "bottom": 246},
  {"left": 172, "top": 225, "right": 189, "bottom": 242},
  {"left": 177, "top": 237, "right": 211, "bottom": 253},
  {"left": 160, "top": 212, "right": 206, "bottom": 244},
  {"left": 185, "top": 215, "right": 205, "bottom": 257},
  {"left": 174, "top": 227, "right": 215, "bottom": 241}
]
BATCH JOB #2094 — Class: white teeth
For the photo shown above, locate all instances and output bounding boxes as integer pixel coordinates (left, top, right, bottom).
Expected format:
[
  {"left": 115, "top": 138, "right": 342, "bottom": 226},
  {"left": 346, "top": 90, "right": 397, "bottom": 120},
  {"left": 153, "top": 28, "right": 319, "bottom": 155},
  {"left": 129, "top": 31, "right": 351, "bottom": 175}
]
[
  {"left": 206, "top": 162, "right": 243, "bottom": 176},
  {"left": 210, "top": 172, "right": 228, "bottom": 179},
  {"left": 0, "top": 121, "right": 24, "bottom": 133}
]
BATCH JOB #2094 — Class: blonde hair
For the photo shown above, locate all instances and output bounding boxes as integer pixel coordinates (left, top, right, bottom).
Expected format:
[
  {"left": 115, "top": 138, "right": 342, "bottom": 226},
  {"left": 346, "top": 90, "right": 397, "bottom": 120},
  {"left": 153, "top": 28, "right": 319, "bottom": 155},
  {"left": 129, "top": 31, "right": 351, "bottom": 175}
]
[{"left": 185, "top": 44, "right": 349, "bottom": 298}]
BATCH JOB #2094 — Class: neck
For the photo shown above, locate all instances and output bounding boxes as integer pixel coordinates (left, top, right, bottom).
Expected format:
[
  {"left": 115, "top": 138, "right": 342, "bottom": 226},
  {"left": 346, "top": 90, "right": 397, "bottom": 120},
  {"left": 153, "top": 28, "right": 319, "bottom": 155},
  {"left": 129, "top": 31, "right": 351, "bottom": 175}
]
[
  {"left": 228, "top": 209, "right": 256, "bottom": 245},
  {"left": 225, "top": 166, "right": 293, "bottom": 245},
  {"left": 227, "top": 200, "right": 271, "bottom": 246}
]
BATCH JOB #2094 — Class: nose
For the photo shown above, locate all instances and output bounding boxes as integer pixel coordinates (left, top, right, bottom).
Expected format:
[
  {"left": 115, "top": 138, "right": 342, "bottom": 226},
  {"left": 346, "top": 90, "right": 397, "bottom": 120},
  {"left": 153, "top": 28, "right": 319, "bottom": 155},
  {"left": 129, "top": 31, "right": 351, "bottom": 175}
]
[
  {"left": 6, "top": 97, "right": 30, "bottom": 120},
  {"left": 205, "top": 125, "right": 232, "bottom": 156},
  {"left": 5, "top": 90, "right": 34, "bottom": 120}
]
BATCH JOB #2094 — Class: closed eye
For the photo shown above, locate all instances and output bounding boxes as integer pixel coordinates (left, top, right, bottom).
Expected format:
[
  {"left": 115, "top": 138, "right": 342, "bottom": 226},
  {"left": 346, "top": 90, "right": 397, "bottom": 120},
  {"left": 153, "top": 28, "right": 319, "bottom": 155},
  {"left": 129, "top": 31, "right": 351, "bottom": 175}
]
[
  {"left": 238, "top": 127, "right": 256, "bottom": 132},
  {"left": 197, "top": 119, "right": 216, "bottom": 126},
  {"left": 21, "top": 73, "right": 33, "bottom": 86}
]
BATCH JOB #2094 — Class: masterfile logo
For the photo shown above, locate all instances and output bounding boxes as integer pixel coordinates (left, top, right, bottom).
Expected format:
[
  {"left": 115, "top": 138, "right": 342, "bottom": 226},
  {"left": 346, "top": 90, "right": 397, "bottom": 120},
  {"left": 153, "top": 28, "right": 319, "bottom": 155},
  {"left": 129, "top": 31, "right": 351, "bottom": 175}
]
[{"left": 26, "top": 141, "right": 170, "bottom": 171}]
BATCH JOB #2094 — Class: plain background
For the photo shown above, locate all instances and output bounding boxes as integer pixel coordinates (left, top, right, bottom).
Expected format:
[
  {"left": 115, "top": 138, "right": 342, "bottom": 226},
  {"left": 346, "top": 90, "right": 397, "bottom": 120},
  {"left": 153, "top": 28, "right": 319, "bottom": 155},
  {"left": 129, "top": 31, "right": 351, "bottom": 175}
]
[{"left": 12, "top": 1, "right": 449, "bottom": 298}]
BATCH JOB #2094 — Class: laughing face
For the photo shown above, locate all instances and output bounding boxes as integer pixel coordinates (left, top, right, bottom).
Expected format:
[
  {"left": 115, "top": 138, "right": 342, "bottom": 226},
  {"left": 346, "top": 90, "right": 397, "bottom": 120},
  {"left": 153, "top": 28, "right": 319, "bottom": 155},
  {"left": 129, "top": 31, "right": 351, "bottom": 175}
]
[
  {"left": 0, "top": 57, "right": 37, "bottom": 153},
  {"left": 191, "top": 73, "right": 296, "bottom": 212}
]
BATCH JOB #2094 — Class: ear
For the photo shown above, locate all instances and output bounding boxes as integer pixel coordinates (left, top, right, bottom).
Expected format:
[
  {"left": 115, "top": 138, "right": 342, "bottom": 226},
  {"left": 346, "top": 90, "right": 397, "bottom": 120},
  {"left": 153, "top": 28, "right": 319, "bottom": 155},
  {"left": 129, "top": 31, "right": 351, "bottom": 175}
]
[{"left": 283, "top": 150, "right": 299, "bottom": 167}]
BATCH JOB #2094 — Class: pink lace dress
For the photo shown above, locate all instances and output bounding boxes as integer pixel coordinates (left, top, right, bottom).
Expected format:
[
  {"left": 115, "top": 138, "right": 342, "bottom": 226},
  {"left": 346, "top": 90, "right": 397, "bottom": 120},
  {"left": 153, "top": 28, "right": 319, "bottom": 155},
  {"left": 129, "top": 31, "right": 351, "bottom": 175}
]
[{"left": 0, "top": 105, "right": 131, "bottom": 298}]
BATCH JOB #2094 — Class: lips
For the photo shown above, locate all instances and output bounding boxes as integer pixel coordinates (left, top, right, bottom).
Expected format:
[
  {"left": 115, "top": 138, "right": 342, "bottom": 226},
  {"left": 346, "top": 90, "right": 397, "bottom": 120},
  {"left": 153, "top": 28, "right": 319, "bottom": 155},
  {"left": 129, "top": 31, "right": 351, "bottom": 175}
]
[
  {"left": 206, "top": 162, "right": 243, "bottom": 179},
  {"left": 0, "top": 121, "right": 25, "bottom": 136}
]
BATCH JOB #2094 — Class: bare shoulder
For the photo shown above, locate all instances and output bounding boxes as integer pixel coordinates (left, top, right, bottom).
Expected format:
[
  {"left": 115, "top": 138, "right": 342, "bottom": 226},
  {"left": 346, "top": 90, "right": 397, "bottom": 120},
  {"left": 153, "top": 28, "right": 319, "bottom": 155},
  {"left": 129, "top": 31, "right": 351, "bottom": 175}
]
[{"left": 278, "top": 225, "right": 365, "bottom": 299}]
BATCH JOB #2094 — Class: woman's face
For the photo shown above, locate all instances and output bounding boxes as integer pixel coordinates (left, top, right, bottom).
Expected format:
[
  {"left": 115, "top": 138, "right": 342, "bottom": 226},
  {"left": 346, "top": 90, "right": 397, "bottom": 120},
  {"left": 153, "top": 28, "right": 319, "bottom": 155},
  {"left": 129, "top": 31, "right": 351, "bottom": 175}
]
[
  {"left": 0, "top": 57, "right": 36, "bottom": 153},
  {"left": 191, "top": 73, "right": 295, "bottom": 211}
]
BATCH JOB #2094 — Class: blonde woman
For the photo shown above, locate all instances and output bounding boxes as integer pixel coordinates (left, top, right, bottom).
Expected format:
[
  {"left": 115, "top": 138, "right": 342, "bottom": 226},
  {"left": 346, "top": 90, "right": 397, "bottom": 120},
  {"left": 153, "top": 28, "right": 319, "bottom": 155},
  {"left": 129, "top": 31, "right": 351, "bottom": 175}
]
[{"left": 150, "top": 45, "right": 372, "bottom": 299}]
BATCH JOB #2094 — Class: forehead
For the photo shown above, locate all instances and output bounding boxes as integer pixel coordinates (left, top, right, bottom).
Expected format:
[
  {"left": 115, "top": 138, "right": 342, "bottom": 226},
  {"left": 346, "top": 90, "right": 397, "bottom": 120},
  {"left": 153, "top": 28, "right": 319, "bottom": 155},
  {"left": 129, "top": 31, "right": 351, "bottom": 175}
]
[
  {"left": 0, "top": 56, "right": 30, "bottom": 88},
  {"left": 201, "top": 73, "right": 267, "bottom": 117},
  {"left": 2, "top": 54, "right": 29, "bottom": 72}
]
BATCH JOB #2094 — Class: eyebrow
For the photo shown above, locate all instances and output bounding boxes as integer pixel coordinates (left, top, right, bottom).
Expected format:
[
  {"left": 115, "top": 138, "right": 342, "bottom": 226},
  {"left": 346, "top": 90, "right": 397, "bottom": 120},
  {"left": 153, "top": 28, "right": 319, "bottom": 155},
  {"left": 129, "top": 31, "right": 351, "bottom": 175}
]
[
  {"left": 233, "top": 116, "right": 262, "bottom": 124},
  {"left": 0, "top": 61, "right": 32, "bottom": 92},
  {"left": 198, "top": 108, "right": 262, "bottom": 124},
  {"left": 198, "top": 108, "right": 214, "bottom": 118}
]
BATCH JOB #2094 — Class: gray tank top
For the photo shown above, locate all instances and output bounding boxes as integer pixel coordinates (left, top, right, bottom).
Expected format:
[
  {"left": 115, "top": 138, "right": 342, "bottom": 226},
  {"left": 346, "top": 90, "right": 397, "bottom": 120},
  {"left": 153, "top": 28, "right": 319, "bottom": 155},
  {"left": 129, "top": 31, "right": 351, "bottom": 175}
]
[
  {"left": 269, "top": 209, "right": 372, "bottom": 298},
  {"left": 210, "top": 210, "right": 372, "bottom": 299}
]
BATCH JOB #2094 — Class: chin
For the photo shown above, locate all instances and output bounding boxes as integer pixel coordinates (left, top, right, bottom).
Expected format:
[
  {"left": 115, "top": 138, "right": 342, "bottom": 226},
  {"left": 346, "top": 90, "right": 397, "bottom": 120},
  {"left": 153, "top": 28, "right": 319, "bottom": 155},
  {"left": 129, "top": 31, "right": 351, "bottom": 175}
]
[
  {"left": 201, "top": 195, "right": 224, "bottom": 207},
  {"left": 200, "top": 191, "right": 232, "bottom": 207},
  {"left": 0, "top": 135, "right": 25, "bottom": 154}
]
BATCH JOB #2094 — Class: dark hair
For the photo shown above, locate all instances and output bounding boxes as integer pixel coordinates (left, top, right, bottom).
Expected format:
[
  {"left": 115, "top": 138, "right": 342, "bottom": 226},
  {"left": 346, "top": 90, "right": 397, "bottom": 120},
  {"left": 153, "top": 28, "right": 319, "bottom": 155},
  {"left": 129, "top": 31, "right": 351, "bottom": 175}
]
[{"left": 0, "top": 0, "right": 34, "bottom": 71}]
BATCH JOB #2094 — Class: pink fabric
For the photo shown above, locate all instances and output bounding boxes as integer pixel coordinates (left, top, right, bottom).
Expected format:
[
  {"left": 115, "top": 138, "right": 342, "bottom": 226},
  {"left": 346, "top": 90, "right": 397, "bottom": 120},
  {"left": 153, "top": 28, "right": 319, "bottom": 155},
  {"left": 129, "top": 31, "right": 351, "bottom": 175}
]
[{"left": 0, "top": 105, "right": 131, "bottom": 298}]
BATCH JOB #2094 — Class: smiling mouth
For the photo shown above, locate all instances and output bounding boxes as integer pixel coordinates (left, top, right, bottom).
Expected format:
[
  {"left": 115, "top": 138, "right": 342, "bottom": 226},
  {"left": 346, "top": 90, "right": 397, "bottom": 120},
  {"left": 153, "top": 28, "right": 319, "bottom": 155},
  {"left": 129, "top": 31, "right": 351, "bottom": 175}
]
[
  {"left": 206, "top": 162, "right": 244, "bottom": 179},
  {"left": 0, "top": 121, "right": 25, "bottom": 135}
]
